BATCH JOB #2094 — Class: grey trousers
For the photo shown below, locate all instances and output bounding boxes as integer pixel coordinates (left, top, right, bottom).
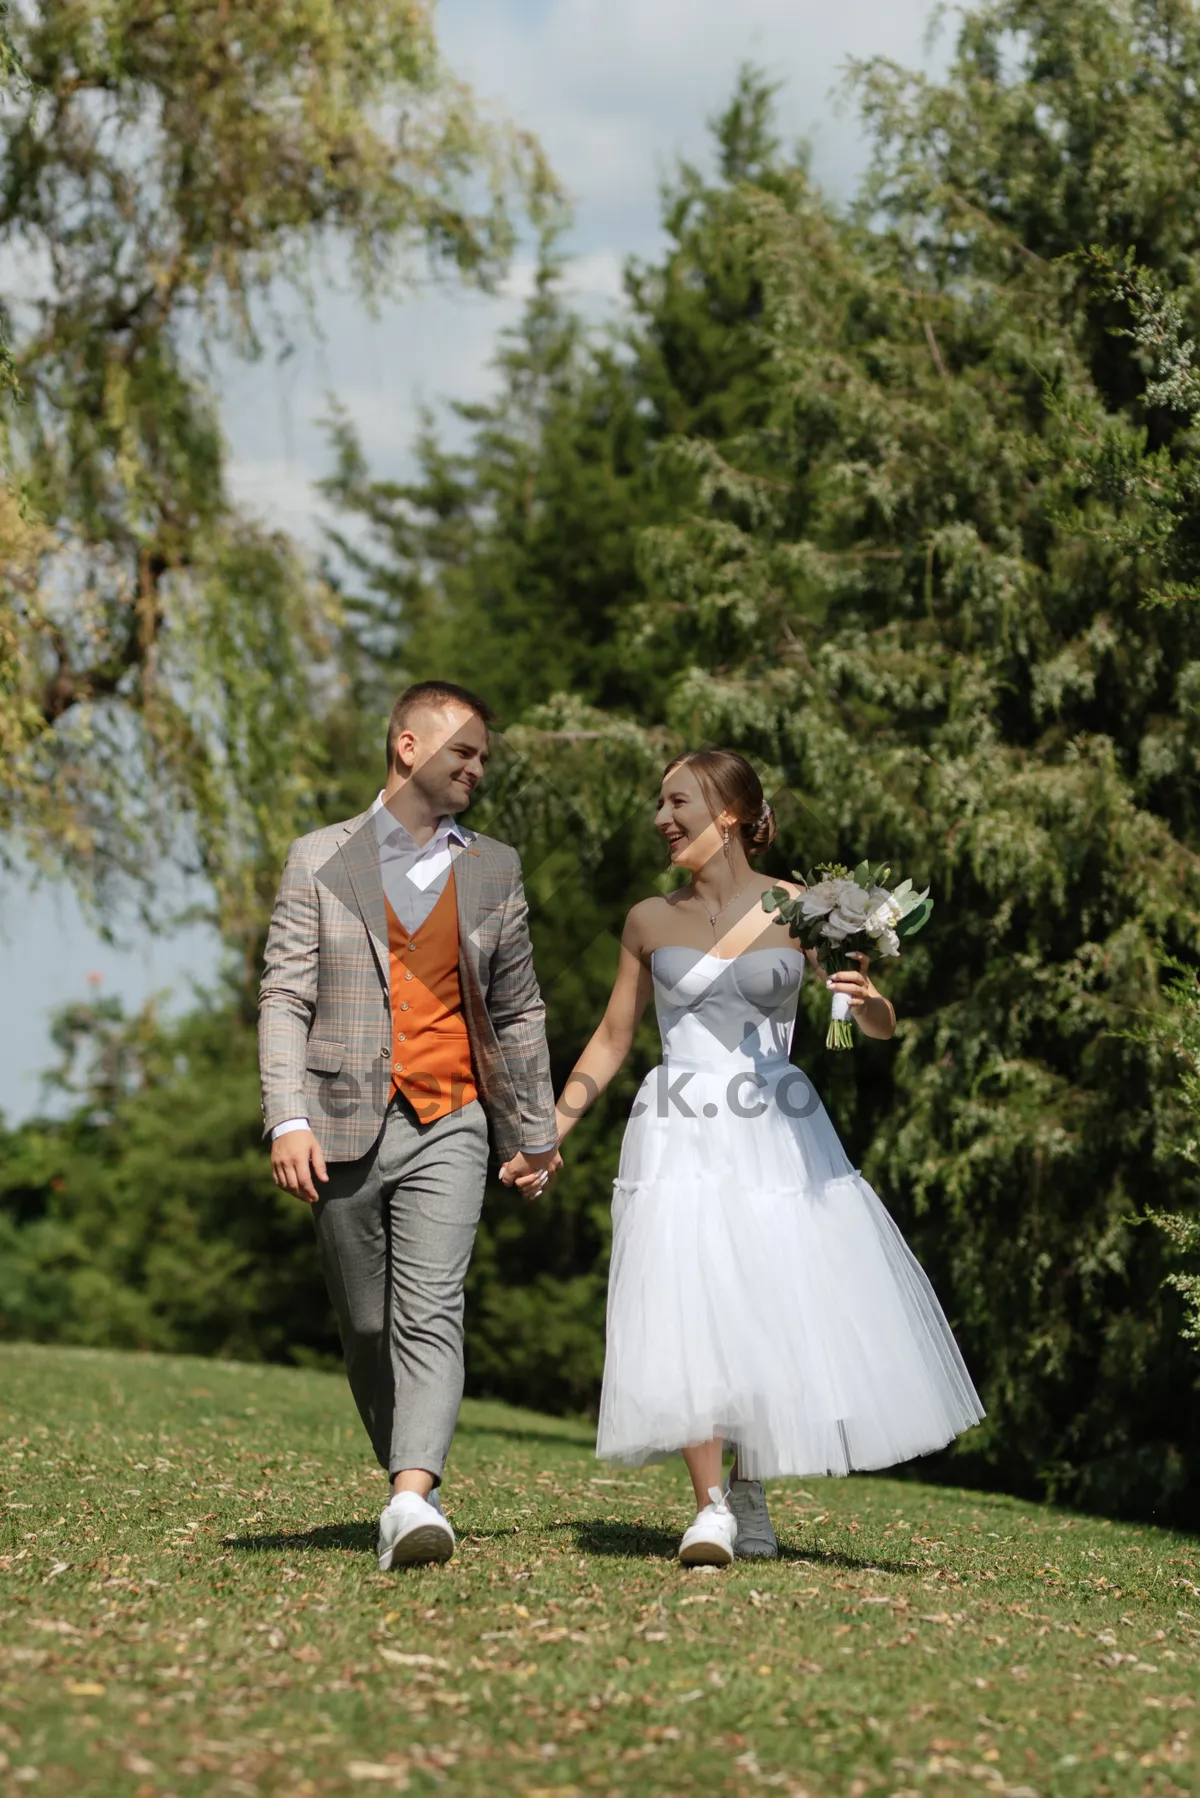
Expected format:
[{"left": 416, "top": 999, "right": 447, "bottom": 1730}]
[{"left": 312, "top": 1094, "right": 490, "bottom": 1482}]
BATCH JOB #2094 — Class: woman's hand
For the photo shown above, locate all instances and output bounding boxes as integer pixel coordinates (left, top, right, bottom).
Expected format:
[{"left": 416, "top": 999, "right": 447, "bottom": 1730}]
[
  {"left": 499, "top": 1147, "right": 562, "bottom": 1199},
  {"left": 828, "top": 951, "right": 877, "bottom": 1010},
  {"left": 817, "top": 950, "right": 896, "bottom": 1040}
]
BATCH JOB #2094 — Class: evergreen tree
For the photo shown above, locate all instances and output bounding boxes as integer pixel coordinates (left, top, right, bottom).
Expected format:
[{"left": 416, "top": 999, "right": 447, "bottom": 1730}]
[
  {"left": 0, "top": 993, "right": 333, "bottom": 1365},
  {"left": 324, "top": 26, "right": 1200, "bottom": 1516},
  {"left": 9, "top": 13, "right": 1200, "bottom": 1520}
]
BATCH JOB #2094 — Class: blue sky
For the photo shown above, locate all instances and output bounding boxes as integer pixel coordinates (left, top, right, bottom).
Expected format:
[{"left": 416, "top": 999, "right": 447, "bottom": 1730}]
[{"left": 0, "top": 0, "right": 942, "bottom": 1122}]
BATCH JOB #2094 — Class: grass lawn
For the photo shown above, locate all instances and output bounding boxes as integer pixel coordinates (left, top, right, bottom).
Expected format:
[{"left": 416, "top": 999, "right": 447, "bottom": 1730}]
[{"left": 1, "top": 1345, "right": 1197, "bottom": 1797}]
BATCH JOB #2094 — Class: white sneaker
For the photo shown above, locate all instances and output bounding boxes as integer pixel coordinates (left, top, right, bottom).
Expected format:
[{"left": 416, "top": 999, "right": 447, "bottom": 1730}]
[
  {"left": 377, "top": 1490, "right": 455, "bottom": 1570},
  {"left": 678, "top": 1485, "right": 738, "bottom": 1566},
  {"left": 725, "top": 1472, "right": 778, "bottom": 1560}
]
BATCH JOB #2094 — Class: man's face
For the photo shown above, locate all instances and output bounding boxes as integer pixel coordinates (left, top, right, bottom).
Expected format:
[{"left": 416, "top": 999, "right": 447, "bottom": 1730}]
[{"left": 397, "top": 703, "right": 489, "bottom": 815}]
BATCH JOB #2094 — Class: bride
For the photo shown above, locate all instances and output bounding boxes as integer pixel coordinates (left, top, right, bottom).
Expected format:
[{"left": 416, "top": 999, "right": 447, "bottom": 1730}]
[{"left": 502, "top": 749, "right": 983, "bottom": 1566}]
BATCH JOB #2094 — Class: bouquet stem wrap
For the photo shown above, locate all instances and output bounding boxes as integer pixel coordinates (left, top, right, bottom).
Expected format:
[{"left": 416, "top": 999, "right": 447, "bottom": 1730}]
[{"left": 826, "top": 962, "right": 855, "bottom": 1049}]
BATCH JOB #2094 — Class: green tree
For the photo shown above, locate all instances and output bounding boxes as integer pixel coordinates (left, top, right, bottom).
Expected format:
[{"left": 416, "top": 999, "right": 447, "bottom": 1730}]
[
  {"left": 314, "top": 75, "right": 803, "bottom": 1410},
  {"left": 10, "top": 15, "right": 1200, "bottom": 1521},
  {"left": 325, "top": 26, "right": 1200, "bottom": 1517},
  {"left": 0, "top": 1, "right": 556, "bottom": 956},
  {"left": 0, "top": 992, "right": 334, "bottom": 1364}
]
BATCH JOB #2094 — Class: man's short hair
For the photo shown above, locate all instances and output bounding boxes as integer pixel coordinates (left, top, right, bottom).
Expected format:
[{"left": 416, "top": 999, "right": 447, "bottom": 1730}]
[{"left": 385, "top": 681, "right": 498, "bottom": 773}]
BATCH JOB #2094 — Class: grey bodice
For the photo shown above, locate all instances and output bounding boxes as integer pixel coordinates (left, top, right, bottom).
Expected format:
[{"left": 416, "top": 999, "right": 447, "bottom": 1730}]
[{"left": 650, "top": 946, "right": 806, "bottom": 1074}]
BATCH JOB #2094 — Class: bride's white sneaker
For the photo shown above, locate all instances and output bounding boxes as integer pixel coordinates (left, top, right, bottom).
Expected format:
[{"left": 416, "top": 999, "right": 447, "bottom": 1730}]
[
  {"left": 724, "top": 1472, "right": 778, "bottom": 1560},
  {"left": 678, "top": 1485, "right": 738, "bottom": 1566},
  {"left": 377, "top": 1488, "right": 455, "bottom": 1570}
]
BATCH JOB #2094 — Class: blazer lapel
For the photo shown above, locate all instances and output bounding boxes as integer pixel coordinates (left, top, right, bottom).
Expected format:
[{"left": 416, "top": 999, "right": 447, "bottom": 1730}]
[
  {"left": 451, "top": 837, "right": 483, "bottom": 957},
  {"left": 337, "top": 814, "right": 389, "bottom": 986}
]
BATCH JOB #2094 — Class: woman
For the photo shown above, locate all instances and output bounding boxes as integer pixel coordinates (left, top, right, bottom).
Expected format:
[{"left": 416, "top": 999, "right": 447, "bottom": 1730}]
[{"left": 502, "top": 750, "right": 983, "bottom": 1565}]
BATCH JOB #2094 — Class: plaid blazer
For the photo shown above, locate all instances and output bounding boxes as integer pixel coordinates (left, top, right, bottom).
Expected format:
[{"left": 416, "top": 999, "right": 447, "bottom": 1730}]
[{"left": 258, "top": 809, "right": 556, "bottom": 1164}]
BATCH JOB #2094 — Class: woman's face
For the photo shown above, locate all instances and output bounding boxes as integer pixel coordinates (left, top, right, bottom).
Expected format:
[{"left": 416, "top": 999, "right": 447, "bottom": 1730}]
[{"left": 654, "top": 766, "right": 732, "bottom": 874}]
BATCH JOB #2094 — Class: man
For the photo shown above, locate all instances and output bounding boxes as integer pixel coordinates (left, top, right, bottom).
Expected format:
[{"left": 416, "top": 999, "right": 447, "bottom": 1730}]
[{"left": 259, "top": 681, "right": 560, "bottom": 1568}]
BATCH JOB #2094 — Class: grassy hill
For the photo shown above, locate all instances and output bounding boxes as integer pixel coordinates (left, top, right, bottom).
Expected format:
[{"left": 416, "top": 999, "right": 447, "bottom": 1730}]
[{"left": 1, "top": 1345, "right": 1196, "bottom": 1796}]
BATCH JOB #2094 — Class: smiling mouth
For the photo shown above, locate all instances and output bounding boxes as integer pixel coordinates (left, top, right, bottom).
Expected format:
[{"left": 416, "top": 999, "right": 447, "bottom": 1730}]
[{"left": 664, "top": 829, "right": 686, "bottom": 850}]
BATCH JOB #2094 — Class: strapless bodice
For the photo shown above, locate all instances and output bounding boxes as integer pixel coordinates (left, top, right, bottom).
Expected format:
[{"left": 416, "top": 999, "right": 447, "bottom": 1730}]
[{"left": 650, "top": 945, "right": 806, "bottom": 1073}]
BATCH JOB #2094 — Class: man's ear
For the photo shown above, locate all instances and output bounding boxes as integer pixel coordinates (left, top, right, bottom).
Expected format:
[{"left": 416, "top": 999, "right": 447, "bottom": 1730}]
[{"left": 392, "top": 730, "right": 418, "bottom": 774}]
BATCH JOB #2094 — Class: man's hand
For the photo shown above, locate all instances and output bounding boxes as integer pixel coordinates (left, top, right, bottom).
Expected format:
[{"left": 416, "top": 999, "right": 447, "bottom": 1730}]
[
  {"left": 499, "top": 1146, "right": 562, "bottom": 1199},
  {"left": 271, "top": 1129, "right": 329, "bottom": 1204}
]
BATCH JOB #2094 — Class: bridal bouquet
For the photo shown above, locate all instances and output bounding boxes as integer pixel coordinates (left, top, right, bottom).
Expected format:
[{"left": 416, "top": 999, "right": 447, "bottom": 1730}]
[{"left": 762, "top": 861, "right": 933, "bottom": 1048}]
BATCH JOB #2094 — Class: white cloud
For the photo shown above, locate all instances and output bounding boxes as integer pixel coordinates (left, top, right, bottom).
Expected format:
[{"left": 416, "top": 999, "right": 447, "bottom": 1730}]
[
  {"left": 220, "top": 0, "right": 945, "bottom": 545},
  {"left": 441, "top": 0, "right": 946, "bottom": 238}
]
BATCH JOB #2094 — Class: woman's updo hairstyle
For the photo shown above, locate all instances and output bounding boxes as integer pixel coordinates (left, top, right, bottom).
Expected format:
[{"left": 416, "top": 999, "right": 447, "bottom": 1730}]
[{"left": 663, "top": 749, "right": 777, "bottom": 859}]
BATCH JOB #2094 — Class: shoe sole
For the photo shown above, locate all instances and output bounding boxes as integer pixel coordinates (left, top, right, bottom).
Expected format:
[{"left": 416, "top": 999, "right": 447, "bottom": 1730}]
[
  {"left": 734, "top": 1544, "right": 778, "bottom": 1560},
  {"left": 679, "top": 1538, "right": 734, "bottom": 1567},
  {"left": 379, "top": 1523, "right": 455, "bottom": 1570}
]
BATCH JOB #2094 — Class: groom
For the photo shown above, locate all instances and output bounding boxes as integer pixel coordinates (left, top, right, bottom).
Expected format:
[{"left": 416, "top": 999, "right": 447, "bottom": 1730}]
[{"left": 259, "top": 681, "right": 559, "bottom": 1568}]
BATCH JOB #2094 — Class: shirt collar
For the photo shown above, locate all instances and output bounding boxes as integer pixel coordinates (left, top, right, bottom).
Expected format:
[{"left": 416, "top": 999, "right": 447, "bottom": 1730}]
[{"left": 370, "top": 791, "right": 470, "bottom": 852}]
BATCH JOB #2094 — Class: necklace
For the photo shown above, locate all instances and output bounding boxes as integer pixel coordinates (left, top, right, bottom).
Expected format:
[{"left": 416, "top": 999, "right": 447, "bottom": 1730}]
[{"left": 693, "top": 874, "right": 757, "bottom": 937}]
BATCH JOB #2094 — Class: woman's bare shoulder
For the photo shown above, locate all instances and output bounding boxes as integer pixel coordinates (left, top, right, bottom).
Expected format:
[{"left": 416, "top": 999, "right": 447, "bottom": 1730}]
[
  {"left": 622, "top": 892, "right": 682, "bottom": 950},
  {"left": 624, "top": 892, "right": 676, "bottom": 926}
]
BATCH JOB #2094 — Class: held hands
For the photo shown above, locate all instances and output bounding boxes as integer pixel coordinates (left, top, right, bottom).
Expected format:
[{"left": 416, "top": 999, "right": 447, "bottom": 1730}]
[
  {"left": 499, "top": 1145, "right": 563, "bottom": 1200},
  {"left": 271, "top": 1129, "right": 328, "bottom": 1205}
]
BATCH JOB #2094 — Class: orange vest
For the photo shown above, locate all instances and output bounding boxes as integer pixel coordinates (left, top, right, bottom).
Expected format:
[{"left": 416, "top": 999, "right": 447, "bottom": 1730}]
[{"left": 385, "top": 868, "right": 478, "bottom": 1124}]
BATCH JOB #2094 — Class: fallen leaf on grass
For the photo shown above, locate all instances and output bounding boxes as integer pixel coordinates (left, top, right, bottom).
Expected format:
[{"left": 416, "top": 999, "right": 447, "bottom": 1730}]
[
  {"left": 64, "top": 1681, "right": 105, "bottom": 1697},
  {"left": 378, "top": 1650, "right": 450, "bottom": 1670},
  {"left": 346, "top": 1761, "right": 409, "bottom": 1786}
]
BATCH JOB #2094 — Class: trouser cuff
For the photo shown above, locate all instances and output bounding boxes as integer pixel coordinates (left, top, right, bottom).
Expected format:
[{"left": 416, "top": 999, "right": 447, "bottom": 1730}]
[{"left": 388, "top": 1449, "right": 447, "bottom": 1485}]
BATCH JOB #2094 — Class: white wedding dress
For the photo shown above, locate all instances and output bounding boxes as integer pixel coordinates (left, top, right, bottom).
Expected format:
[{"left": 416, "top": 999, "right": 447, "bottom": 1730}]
[{"left": 596, "top": 944, "right": 984, "bottom": 1478}]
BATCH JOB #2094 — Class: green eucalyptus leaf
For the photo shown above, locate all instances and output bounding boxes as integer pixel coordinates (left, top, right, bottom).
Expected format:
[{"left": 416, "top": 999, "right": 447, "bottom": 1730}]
[{"left": 895, "top": 896, "right": 933, "bottom": 938}]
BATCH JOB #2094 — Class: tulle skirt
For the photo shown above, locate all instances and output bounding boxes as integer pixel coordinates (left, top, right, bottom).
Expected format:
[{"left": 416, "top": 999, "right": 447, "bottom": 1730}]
[{"left": 596, "top": 1057, "right": 984, "bottom": 1480}]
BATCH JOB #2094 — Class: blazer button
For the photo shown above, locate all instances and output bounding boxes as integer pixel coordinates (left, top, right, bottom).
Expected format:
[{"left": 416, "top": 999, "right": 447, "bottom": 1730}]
[
  {"left": 397, "top": 1033, "right": 406, "bottom": 1043},
  {"left": 380, "top": 1047, "right": 390, "bottom": 1058}
]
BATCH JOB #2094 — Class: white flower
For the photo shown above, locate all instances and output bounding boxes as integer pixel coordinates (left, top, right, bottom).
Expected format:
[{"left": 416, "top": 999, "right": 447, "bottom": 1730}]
[
  {"left": 865, "top": 896, "right": 903, "bottom": 936},
  {"left": 796, "top": 880, "right": 843, "bottom": 921},
  {"left": 823, "top": 883, "right": 872, "bottom": 942},
  {"left": 874, "top": 926, "right": 901, "bottom": 958}
]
